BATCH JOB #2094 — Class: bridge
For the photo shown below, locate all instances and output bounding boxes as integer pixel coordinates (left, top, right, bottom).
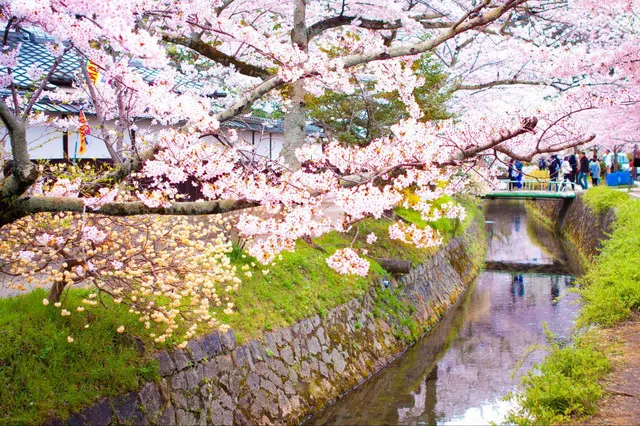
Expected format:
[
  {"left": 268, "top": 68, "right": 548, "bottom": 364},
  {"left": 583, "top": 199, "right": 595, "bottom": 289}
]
[
  {"left": 483, "top": 180, "right": 576, "bottom": 231},
  {"left": 482, "top": 180, "right": 576, "bottom": 200}
]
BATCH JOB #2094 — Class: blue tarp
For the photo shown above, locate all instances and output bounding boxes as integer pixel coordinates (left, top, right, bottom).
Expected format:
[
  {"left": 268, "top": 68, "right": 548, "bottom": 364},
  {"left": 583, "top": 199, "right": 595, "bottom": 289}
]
[{"left": 606, "top": 171, "right": 631, "bottom": 186}]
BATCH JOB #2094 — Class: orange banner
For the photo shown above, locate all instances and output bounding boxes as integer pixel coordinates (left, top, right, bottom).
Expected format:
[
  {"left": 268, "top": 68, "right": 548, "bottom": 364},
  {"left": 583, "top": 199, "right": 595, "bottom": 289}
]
[
  {"left": 78, "top": 110, "right": 90, "bottom": 155},
  {"left": 87, "top": 60, "right": 100, "bottom": 85}
]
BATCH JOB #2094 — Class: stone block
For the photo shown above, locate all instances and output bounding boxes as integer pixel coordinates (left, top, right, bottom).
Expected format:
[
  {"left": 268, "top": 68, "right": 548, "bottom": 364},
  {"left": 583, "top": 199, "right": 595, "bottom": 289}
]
[
  {"left": 156, "top": 350, "right": 176, "bottom": 376},
  {"left": 249, "top": 340, "right": 267, "bottom": 360},
  {"left": 279, "top": 346, "right": 295, "bottom": 366},
  {"left": 78, "top": 398, "right": 112, "bottom": 426},
  {"left": 157, "top": 404, "right": 176, "bottom": 426},
  {"left": 233, "top": 344, "right": 254, "bottom": 370},
  {"left": 187, "top": 340, "right": 206, "bottom": 363},
  {"left": 246, "top": 372, "right": 261, "bottom": 392},
  {"left": 307, "top": 336, "right": 321, "bottom": 355},
  {"left": 220, "top": 330, "right": 237, "bottom": 352},
  {"left": 113, "top": 392, "right": 147, "bottom": 425},
  {"left": 175, "top": 409, "right": 197, "bottom": 425},
  {"left": 171, "top": 348, "right": 190, "bottom": 371},
  {"left": 138, "top": 382, "right": 163, "bottom": 420},
  {"left": 200, "top": 333, "right": 223, "bottom": 357}
]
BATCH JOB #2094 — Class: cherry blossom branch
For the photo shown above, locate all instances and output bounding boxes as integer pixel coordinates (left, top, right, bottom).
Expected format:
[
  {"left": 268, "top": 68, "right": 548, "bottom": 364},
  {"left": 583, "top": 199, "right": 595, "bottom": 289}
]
[{"left": 3, "top": 197, "right": 259, "bottom": 227}]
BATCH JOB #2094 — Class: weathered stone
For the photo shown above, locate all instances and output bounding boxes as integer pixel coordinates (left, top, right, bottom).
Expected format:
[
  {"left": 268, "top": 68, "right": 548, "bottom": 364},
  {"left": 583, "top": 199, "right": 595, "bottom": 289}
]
[
  {"left": 171, "top": 389, "right": 188, "bottom": 408},
  {"left": 263, "top": 333, "right": 279, "bottom": 358},
  {"left": 247, "top": 371, "right": 261, "bottom": 392},
  {"left": 249, "top": 340, "right": 267, "bottom": 361},
  {"left": 311, "top": 315, "right": 321, "bottom": 328},
  {"left": 209, "top": 401, "right": 233, "bottom": 426},
  {"left": 76, "top": 398, "right": 111, "bottom": 426},
  {"left": 260, "top": 415, "right": 274, "bottom": 426},
  {"left": 321, "top": 349, "right": 332, "bottom": 364},
  {"left": 254, "top": 360, "right": 270, "bottom": 378},
  {"left": 261, "top": 377, "right": 278, "bottom": 395},
  {"left": 65, "top": 413, "right": 87, "bottom": 426},
  {"left": 284, "top": 380, "right": 295, "bottom": 396},
  {"left": 307, "top": 336, "right": 320, "bottom": 355},
  {"left": 200, "top": 333, "right": 222, "bottom": 357},
  {"left": 175, "top": 409, "right": 197, "bottom": 425},
  {"left": 158, "top": 378, "right": 171, "bottom": 404},
  {"left": 138, "top": 382, "right": 163, "bottom": 420},
  {"left": 300, "top": 318, "right": 314, "bottom": 335},
  {"left": 156, "top": 350, "right": 176, "bottom": 376},
  {"left": 227, "top": 370, "right": 242, "bottom": 396},
  {"left": 219, "top": 389, "right": 234, "bottom": 410},
  {"left": 268, "top": 358, "right": 288, "bottom": 378},
  {"left": 220, "top": 330, "right": 237, "bottom": 352},
  {"left": 266, "top": 370, "right": 284, "bottom": 389},
  {"left": 331, "top": 348, "right": 347, "bottom": 373},
  {"left": 217, "top": 354, "right": 234, "bottom": 372},
  {"left": 319, "top": 361, "right": 330, "bottom": 379},
  {"left": 298, "top": 361, "right": 310, "bottom": 379},
  {"left": 157, "top": 404, "right": 176, "bottom": 426},
  {"left": 203, "top": 358, "right": 218, "bottom": 379},
  {"left": 279, "top": 345, "right": 295, "bottom": 366},
  {"left": 290, "top": 395, "right": 303, "bottom": 411},
  {"left": 187, "top": 339, "right": 206, "bottom": 363},
  {"left": 113, "top": 392, "right": 147, "bottom": 425},
  {"left": 251, "top": 390, "right": 270, "bottom": 418},
  {"left": 171, "top": 348, "right": 190, "bottom": 371},
  {"left": 292, "top": 339, "right": 301, "bottom": 359},
  {"left": 316, "top": 326, "right": 326, "bottom": 345},
  {"left": 288, "top": 367, "right": 298, "bottom": 384},
  {"left": 277, "top": 390, "right": 293, "bottom": 417},
  {"left": 233, "top": 345, "right": 254, "bottom": 370}
]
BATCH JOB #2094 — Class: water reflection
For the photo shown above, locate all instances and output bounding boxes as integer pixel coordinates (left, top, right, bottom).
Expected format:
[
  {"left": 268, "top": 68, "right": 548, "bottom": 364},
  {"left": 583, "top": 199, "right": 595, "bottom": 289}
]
[{"left": 305, "top": 201, "right": 582, "bottom": 426}]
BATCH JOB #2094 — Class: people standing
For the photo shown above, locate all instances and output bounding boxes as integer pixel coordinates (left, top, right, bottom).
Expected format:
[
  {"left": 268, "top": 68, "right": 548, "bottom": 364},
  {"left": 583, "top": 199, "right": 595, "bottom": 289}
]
[
  {"left": 507, "top": 159, "right": 515, "bottom": 190},
  {"left": 578, "top": 151, "right": 590, "bottom": 190},
  {"left": 568, "top": 153, "right": 578, "bottom": 190},
  {"left": 590, "top": 157, "right": 601, "bottom": 186},
  {"left": 548, "top": 154, "right": 560, "bottom": 191},
  {"left": 515, "top": 160, "right": 524, "bottom": 189},
  {"left": 560, "top": 156, "right": 572, "bottom": 191},
  {"left": 603, "top": 149, "right": 613, "bottom": 175}
]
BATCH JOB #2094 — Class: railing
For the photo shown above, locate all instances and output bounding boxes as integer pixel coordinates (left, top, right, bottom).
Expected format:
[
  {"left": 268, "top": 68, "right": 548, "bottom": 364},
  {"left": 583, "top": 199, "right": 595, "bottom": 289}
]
[{"left": 494, "top": 179, "right": 577, "bottom": 192}]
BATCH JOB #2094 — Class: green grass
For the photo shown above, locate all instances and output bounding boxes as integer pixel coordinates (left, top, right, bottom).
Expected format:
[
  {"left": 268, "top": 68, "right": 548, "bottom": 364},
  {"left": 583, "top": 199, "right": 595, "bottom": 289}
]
[
  {"left": 509, "top": 187, "right": 639, "bottom": 424},
  {"left": 0, "top": 289, "right": 159, "bottom": 424},
  {"left": 216, "top": 198, "right": 480, "bottom": 341}
]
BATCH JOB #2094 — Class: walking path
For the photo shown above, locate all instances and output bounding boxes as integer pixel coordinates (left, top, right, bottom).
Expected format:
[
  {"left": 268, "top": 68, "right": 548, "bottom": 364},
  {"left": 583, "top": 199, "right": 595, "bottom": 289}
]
[{"left": 583, "top": 314, "right": 640, "bottom": 425}]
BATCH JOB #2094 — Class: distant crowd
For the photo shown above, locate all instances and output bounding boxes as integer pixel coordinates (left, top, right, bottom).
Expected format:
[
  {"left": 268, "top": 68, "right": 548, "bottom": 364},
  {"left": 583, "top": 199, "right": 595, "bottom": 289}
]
[{"left": 507, "top": 149, "right": 637, "bottom": 192}]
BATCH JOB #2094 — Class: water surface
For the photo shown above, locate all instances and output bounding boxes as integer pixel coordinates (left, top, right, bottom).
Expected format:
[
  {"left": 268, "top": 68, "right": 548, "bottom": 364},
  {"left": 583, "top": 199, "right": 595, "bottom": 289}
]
[{"left": 305, "top": 201, "right": 581, "bottom": 425}]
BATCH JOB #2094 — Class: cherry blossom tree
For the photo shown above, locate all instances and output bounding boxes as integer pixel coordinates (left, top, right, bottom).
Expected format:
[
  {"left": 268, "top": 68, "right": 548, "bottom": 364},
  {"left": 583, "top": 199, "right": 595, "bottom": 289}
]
[{"left": 0, "top": 0, "right": 638, "bottom": 343}]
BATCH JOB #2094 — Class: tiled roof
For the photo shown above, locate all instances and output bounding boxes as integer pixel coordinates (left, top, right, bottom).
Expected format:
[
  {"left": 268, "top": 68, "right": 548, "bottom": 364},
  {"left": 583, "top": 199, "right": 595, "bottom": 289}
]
[{"left": 2, "top": 31, "right": 324, "bottom": 136}]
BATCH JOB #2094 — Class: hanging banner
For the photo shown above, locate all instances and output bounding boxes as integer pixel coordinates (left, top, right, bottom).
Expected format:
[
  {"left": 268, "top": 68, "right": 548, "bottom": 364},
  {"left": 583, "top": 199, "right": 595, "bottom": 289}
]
[
  {"left": 86, "top": 60, "right": 101, "bottom": 85},
  {"left": 78, "top": 110, "right": 90, "bottom": 155}
]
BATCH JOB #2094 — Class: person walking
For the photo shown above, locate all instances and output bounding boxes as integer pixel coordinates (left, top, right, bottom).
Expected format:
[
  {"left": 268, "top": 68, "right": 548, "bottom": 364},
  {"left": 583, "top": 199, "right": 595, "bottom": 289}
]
[
  {"left": 590, "top": 157, "right": 601, "bottom": 186},
  {"left": 560, "top": 156, "right": 572, "bottom": 191},
  {"left": 578, "top": 151, "right": 590, "bottom": 189},
  {"left": 507, "top": 159, "right": 515, "bottom": 190},
  {"left": 548, "top": 154, "right": 560, "bottom": 191},
  {"left": 603, "top": 149, "right": 613, "bottom": 175},
  {"left": 568, "top": 153, "right": 578, "bottom": 190},
  {"left": 515, "top": 160, "right": 524, "bottom": 189}
]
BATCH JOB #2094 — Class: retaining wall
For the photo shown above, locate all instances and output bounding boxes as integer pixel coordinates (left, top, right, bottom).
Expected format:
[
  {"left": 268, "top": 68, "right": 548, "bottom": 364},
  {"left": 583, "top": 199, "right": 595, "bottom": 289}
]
[
  {"left": 527, "top": 195, "right": 615, "bottom": 261},
  {"left": 63, "top": 217, "right": 486, "bottom": 426}
]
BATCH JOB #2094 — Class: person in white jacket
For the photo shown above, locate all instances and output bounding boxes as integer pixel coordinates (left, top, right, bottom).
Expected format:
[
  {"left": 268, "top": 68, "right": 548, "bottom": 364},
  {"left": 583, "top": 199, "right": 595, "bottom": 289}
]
[{"left": 560, "top": 156, "right": 573, "bottom": 191}]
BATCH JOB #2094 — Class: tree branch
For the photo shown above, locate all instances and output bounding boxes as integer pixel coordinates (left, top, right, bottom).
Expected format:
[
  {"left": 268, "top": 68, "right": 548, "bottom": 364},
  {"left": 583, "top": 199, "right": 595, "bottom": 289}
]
[
  {"left": 163, "top": 35, "right": 271, "bottom": 80},
  {"left": 3, "top": 196, "right": 259, "bottom": 226}
]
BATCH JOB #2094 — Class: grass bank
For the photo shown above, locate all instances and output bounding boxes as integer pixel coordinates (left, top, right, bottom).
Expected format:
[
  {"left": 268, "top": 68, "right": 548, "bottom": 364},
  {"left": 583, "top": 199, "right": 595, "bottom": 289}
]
[
  {"left": 0, "top": 197, "right": 480, "bottom": 423},
  {"left": 508, "top": 187, "right": 640, "bottom": 424}
]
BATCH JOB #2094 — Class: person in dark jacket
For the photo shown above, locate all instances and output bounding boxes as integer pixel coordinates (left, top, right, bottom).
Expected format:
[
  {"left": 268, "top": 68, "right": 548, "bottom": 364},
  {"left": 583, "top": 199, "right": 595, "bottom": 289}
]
[
  {"left": 507, "top": 159, "right": 515, "bottom": 190},
  {"left": 568, "top": 154, "right": 578, "bottom": 190},
  {"left": 578, "top": 151, "right": 590, "bottom": 189},
  {"left": 548, "top": 154, "right": 561, "bottom": 191}
]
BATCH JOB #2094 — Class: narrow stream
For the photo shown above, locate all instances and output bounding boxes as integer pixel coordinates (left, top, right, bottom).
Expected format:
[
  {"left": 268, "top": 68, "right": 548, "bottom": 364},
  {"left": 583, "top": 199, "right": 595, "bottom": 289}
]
[{"left": 305, "top": 201, "right": 582, "bottom": 425}]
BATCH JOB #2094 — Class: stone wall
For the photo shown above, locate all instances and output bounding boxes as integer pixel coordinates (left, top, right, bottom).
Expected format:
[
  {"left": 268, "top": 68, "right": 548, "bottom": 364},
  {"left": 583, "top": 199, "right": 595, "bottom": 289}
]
[
  {"left": 527, "top": 196, "right": 615, "bottom": 261},
  {"left": 64, "top": 218, "right": 485, "bottom": 426}
]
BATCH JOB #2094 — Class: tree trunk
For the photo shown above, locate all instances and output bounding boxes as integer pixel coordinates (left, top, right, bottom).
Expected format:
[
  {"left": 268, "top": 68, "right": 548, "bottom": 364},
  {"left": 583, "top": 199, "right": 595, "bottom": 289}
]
[
  {"left": 47, "top": 278, "right": 66, "bottom": 303},
  {"left": 282, "top": 80, "right": 307, "bottom": 168},
  {"left": 281, "top": 0, "right": 308, "bottom": 169}
]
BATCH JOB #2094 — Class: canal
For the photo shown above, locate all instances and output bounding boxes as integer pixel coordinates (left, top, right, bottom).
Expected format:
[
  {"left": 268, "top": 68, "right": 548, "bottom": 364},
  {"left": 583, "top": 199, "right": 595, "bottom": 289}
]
[{"left": 305, "top": 200, "right": 583, "bottom": 425}]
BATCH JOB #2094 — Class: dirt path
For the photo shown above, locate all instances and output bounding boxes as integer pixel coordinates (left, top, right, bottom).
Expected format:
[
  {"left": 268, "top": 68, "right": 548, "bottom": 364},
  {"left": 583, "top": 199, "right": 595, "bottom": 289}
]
[{"left": 585, "top": 314, "right": 640, "bottom": 425}]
